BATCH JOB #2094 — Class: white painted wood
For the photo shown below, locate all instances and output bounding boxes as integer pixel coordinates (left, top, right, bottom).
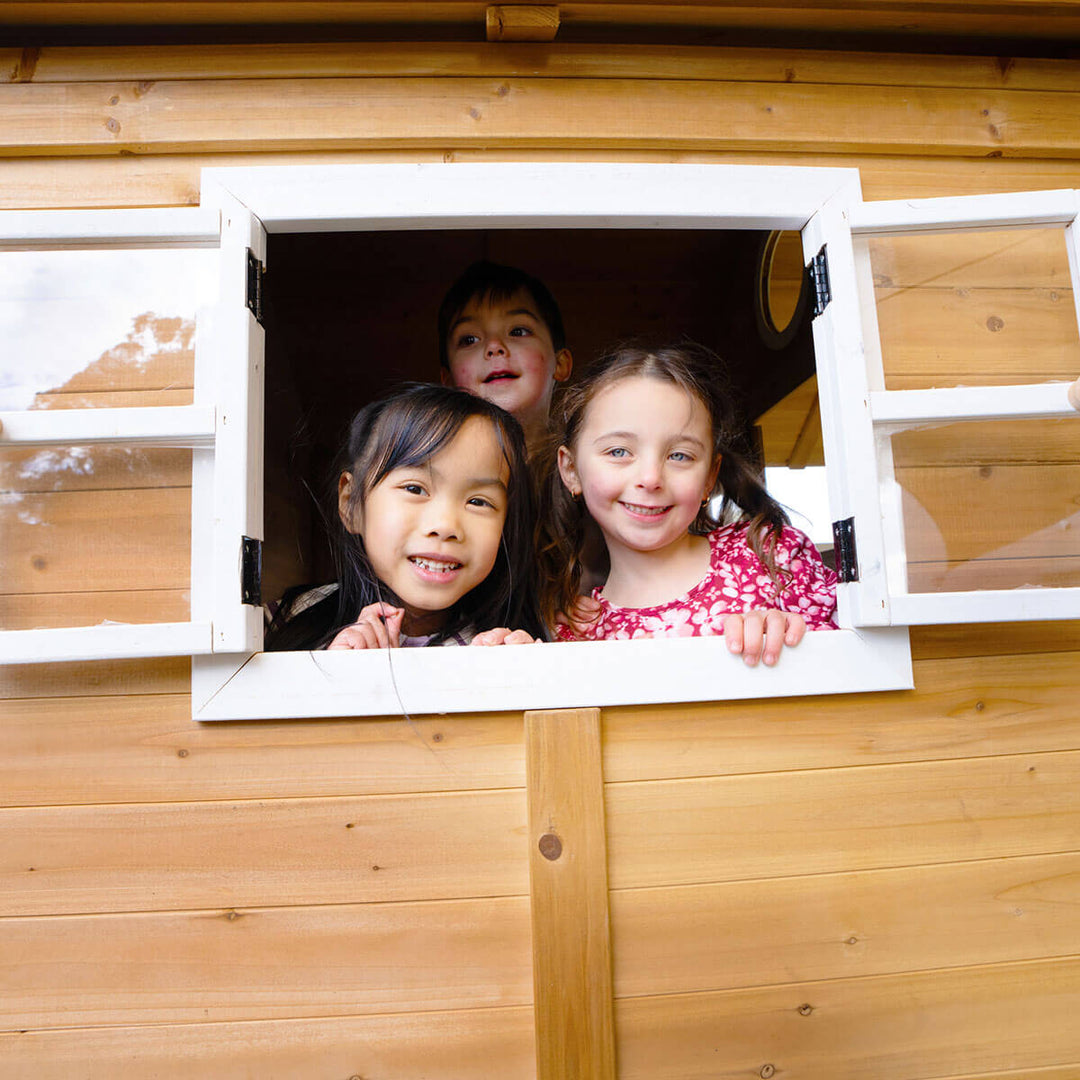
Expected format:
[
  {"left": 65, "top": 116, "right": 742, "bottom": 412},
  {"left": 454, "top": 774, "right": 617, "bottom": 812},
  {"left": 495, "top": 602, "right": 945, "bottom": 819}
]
[
  {"left": 803, "top": 190, "right": 893, "bottom": 628},
  {"left": 192, "top": 629, "right": 914, "bottom": 721},
  {"left": 889, "top": 589, "right": 1080, "bottom": 625},
  {"left": 0, "top": 405, "right": 216, "bottom": 448},
  {"left": 0, "top": 207, "right": 219, "bottom": 249},
  {"left": 200, "top": 162, "right": 861, "bottom": 233},
  {"left": 193, "top": 185, "right": 266, "bottom": 656},
  {"left": 846, "top": 186, "right": 1080, "bottom": 628},
  {"left": 0, "top": 622, "right": 212, "bottom": 664},
  {"left": 869, "top": 383, "right": 1080, "bottom": 425},
  {"left": 0, "top": 209, "right": 225, "bottom": 664},
  {"left": 850, "top": 189, "right": 1080, "bottom": 235}
]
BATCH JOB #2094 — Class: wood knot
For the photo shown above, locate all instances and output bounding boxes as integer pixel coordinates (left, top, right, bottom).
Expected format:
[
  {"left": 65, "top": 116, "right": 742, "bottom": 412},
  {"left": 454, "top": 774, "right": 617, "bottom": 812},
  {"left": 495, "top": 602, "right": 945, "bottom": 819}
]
[{"left": 538, "top": 833, "right": 562, "bottom": 860}]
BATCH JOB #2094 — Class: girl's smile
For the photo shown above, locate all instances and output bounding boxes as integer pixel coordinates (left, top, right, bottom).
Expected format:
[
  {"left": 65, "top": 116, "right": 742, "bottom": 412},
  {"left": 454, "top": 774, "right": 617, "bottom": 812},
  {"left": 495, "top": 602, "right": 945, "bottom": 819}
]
[{"left": 340, "top": 416, "right": 510, "bottom": 637}]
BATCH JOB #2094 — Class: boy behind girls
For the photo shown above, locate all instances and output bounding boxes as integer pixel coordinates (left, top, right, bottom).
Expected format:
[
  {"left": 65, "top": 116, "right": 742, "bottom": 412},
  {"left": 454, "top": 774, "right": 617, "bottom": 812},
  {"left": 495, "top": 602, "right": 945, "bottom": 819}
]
[{"left": 439, "top": 261, "right": 573, "bottom": 453}]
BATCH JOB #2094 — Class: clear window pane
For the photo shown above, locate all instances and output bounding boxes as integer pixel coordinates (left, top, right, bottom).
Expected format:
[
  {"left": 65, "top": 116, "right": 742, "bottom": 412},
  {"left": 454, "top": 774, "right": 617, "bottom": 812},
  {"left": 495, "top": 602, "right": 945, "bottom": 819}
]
[
  {"left": 864, "top": 228, "right": 1080, "bottom": 390},
  {"left": 0, "top": 248, "right": 216, "bottom": 412},
  {"left": 889, "top": 417, "right": 1080, "bottom": 594},
  {"left": 0, "top": 444, "right": 191, "bottom": 630}
]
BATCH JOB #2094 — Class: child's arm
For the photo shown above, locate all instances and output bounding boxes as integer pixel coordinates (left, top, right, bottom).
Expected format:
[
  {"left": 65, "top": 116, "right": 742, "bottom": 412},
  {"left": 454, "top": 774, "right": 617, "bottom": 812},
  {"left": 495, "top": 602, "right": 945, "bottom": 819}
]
[
  {"left": 723, "top": 610, "right": 806, "bottom": 667},
  {"left": 327, "top": 602, "right": 405, "bottom": 649}
]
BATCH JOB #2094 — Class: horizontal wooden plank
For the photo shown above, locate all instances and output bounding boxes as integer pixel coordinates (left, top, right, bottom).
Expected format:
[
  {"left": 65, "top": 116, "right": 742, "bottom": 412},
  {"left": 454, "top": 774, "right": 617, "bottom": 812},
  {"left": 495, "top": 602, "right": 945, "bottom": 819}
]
[
  {"left": 15, "top": 42, "right": 1080, "bottom": 93},
  {"left": 0, "top": 1001, "right": 535, "bottom": 1079},
  {"left": 0, "top": 787, "right": 529, "bottom": 915},
  {"left": 605, "top": 749, "right": 1080, "bottom": 889},
  {"left": 906, "top": 554, "right": 1080, "bottom": 592},
  {"left": 876, "top": 286, "right": 1080, "bottom": 379},
  {"left": 0, "top": 694, "right": 528, "bottom": 805},
  {"left": 611, "top": 850, "right": 1080, "bottom": 999},
  {"left": 2, "top": 149, "right": 1079, "bottom": 212},
  {"left": 603, "top": 650, "right": 1080, "bottom": 783},
  {"left": 615, "top": 955, "right": 1080, "bottom": 1080},
  {"left": 889, "top": 416, "right": 1080, "bottom": 467},
  {"left": 0, "top": 656, "right": 188, "bottom": 699},
  {"left": 909, "top": 619, "right": 1080, "bottom": 659},
  {"left": 29, "top": 387, "right": 194, "bottom": 409},
  {"left": 4, "top": 0, "right": 1080, "bottom": 36},
  {"left": 0, "top": 893, "right": 532, "bottom": 1028},
  {"left": 866, "top": 229, "right": 1073, "bottom": 290},
  {"left": 0, "top": 588, "right": 189, "bottom": 630},
  {"left": 0, "top": 446, "right": 191, "bottom": 494},
  {"left": 2, "top": 486, "right": 189, "bottom": 594},
  {"left": 4, "top": 650, "right": 1078, "bottom": 805},
  {"left": 897, "top": 462, "right": 1080, "bottom": 564},
  {"left": 4, "top": 77, "right": 1080, "bottom": 158}
]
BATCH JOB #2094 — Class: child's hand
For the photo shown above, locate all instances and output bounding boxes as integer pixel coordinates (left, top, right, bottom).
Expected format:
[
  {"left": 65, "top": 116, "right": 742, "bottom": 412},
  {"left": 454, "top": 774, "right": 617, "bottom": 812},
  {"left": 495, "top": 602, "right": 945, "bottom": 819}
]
[
  {"left": 327, "top": 603, "right": 405, "bottom": 650},
  {"left": 470, "top": 627, "right": 536, "bottom": 646},
  {"left": 554, "top": 595, "right": 603, "bottom": 638},
  {"left": 723, "top": 609, "right": 806, "bottom": 667}
]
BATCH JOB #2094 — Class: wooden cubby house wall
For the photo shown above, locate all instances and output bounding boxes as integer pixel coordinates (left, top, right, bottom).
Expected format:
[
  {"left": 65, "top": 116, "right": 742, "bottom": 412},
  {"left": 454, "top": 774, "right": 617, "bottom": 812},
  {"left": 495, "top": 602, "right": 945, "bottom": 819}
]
[{"left": 3, "top": 3, "right": 1080, "bottom": 1077}]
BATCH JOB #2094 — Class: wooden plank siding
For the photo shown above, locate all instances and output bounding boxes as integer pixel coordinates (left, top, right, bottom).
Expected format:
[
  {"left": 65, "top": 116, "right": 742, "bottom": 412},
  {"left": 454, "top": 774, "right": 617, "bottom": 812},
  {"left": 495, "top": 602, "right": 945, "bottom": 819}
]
[{"left": 3, "top": 30, "right": 1080, "bottom": 1080}]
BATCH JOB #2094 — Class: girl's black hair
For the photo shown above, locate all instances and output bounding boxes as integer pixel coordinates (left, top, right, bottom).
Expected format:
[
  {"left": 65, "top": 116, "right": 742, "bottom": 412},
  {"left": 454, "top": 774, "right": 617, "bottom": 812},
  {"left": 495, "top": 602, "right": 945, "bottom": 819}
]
[
  {"left": 438, "top": 260, "right": 567, "bottom": 369},
  {"left": 535, "top": 341, "right": 790, "bottom": 631},
  {"left": 266, "top": 383, "right": 542, "bottom": 650}
]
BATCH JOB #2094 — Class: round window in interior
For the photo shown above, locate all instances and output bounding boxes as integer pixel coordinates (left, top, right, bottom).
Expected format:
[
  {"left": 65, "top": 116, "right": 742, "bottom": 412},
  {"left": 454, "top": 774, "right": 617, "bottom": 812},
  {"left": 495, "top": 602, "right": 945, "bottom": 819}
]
[{"left": 756, "top": 230, "right": 809, "bottom": 349}]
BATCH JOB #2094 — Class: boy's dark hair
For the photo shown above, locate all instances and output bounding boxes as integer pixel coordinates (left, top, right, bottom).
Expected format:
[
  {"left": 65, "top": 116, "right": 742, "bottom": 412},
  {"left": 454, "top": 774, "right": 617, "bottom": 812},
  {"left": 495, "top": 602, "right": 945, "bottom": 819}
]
[
  {"left": 438, "top": 260, "right": 566, "bottom": 369},
  {"left": 266, "top": 383, "right": 543, "bottom": 650},
  {"left": 535, "top": 341, "right": 791, "bottom": 631}
]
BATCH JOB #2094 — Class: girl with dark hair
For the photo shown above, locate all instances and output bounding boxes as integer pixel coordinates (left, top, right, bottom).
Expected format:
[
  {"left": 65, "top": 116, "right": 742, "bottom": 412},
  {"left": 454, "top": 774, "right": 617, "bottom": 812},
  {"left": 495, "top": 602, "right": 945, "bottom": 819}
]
[
  {"left": 537, "top": 342, "right": 837, "bottom": 666},
  {"left": 266, "top": 384, "right": 543, "bottom": 651}
]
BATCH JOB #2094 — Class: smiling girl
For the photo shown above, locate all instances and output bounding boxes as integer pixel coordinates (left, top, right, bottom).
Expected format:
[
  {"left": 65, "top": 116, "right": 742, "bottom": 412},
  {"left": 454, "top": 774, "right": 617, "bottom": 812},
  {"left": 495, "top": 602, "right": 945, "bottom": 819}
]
[
  {"left": 538, "top": 343, "right": 837, "bottom": 666},
  {"left": 265, "top": 384, "right": 543, "bottom": 651}
]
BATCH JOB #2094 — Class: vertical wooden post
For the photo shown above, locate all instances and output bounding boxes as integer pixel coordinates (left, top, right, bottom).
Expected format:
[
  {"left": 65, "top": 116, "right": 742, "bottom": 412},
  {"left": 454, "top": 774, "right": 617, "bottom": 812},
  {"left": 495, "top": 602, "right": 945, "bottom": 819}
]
[{"left": 525, "top": 707, "right": 616, "bottom": 1080}]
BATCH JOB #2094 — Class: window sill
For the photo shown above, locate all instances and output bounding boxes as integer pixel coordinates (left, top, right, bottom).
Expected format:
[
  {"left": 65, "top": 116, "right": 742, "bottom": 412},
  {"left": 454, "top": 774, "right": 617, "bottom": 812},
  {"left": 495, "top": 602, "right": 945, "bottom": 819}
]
[{"left": 192, "top": 628, "right": 913, "bottom": 721}]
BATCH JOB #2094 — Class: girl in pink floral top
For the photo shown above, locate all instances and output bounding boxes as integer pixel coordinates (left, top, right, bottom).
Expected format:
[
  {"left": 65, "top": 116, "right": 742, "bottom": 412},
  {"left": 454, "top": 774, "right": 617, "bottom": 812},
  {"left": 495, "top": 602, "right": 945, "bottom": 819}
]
[{"left": 537, "top": 343, "right": 837, "bottom": 666}]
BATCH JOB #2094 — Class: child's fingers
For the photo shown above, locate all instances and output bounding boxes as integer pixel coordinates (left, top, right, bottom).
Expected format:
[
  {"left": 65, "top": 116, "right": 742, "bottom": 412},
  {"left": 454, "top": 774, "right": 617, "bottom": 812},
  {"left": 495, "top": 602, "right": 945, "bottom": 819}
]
[
  {"left": 784, "top": 613, "right": 807, "bottom": 647},
  {"left": 337, "top": 603, "right": 404, "bottom": 650},
  {"left": 723, "top": 613, "right": 746, "bottom": 656},
  {"left": 470, "top": 628, "right": 535, "bottom": 646},
  {"left": 761, "top": 610, "right": 792, "bottom": 667}
]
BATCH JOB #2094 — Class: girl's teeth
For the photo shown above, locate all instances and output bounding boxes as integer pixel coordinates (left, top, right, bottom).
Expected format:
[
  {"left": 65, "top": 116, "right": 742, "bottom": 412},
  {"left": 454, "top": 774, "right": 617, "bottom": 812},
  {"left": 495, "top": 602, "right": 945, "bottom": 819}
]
[{"left": 411, "top": 557, "right": 459, "bottom": 571}]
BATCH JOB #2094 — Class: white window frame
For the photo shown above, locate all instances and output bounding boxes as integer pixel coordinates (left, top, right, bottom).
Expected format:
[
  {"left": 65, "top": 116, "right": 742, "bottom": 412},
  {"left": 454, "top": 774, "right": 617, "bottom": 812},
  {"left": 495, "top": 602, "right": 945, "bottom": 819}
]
[
  {"left": 0, "top": 205, "right": 239, "bottom": 663},
  {"left": 192, "top": 162, "right": 919, "bottom": 720},
  {"left": 11, "top": 163, "right": 1076, "bottom": 719}
]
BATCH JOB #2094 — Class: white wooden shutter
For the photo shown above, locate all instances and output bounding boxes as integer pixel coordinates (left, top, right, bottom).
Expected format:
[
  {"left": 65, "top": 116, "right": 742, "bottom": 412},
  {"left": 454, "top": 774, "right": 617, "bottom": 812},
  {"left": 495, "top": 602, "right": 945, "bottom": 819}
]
[
  {"left": 809, "top": 189, "right": 1080, "bottom": 627},
  {"left": 0, "top": 200, "right": 267, "bottom": 663}
]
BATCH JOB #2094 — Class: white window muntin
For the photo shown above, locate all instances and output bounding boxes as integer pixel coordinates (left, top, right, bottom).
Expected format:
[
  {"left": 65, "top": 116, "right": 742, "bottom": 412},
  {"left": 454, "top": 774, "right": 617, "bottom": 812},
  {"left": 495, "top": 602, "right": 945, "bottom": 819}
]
[{"left": 842, "top": 188, "right": 1080, "bottom": 627}]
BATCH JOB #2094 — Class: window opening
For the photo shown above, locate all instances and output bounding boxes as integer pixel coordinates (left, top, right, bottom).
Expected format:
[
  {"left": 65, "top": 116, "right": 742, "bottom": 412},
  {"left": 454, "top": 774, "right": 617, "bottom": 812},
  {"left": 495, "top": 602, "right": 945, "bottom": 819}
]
[{"left": 260, "top": 227, "right": 823, "bottom": 612}]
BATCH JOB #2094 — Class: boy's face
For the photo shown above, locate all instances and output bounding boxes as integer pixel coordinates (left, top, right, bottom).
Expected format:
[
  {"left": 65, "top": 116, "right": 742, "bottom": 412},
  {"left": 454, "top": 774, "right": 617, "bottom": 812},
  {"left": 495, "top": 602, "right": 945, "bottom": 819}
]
[{"left": 443, "top": 289, "right": 572, "bottom": 442}]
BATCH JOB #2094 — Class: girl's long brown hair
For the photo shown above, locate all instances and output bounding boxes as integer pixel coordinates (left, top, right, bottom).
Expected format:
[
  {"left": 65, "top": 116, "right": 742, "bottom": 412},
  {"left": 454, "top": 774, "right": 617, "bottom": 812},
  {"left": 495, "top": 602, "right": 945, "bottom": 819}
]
[{"left": 535, "top": 342, "right": 790, "bottom": 631}]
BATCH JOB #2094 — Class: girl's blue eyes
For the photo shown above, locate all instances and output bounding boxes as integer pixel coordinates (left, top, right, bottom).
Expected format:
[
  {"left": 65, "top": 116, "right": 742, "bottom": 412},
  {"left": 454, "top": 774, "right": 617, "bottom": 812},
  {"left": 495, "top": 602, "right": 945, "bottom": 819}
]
[{"left": 604, "top": 448, "right": 694, "bottom": 462}]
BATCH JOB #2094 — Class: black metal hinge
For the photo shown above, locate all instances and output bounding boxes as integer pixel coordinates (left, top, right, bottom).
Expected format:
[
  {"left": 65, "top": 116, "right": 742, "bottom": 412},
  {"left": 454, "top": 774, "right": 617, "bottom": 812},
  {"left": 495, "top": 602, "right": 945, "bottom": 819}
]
[
  {"left": 246, "top": 249, "right": 265, "bottom": 326},
  {"left": 241, "top": 536, "right": 262, "bottom": 606},
  {"left": 807, "top": 245, "right": 831, "bottom": 318},
  {"left": 831, "top": 517, "right": 858, "bottom": 583}
]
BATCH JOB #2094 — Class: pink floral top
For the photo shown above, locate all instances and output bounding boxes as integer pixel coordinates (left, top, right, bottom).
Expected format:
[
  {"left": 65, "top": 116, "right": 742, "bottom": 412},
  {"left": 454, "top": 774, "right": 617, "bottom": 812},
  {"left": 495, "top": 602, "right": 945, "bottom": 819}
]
[{"left": 557, "top": 524, "right": 838, "bottom": 641}]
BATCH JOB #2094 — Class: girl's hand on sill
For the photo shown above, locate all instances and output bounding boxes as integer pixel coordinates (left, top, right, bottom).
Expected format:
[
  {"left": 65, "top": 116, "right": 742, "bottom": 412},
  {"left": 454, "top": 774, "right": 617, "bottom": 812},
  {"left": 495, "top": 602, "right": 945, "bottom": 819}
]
[
  {"left": 327, "top": 603, "right": 404, "bottom": 650},
  {"left": 471, "top": 627, "right": 536, "bottom": 646},
  {"left": 724, "top": 610, "right": 806, "bottom": 667},
  {"left": 554, "top": 595, "right": 603, "bottom": 638}
]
